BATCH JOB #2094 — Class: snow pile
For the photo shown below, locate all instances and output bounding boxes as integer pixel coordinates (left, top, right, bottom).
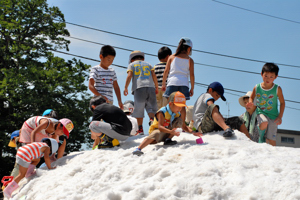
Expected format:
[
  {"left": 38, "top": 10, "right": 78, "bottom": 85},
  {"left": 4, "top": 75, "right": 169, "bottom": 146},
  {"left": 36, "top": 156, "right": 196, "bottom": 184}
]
[{"left": 11, "top": 131, "right": 300, "bottom": 200}]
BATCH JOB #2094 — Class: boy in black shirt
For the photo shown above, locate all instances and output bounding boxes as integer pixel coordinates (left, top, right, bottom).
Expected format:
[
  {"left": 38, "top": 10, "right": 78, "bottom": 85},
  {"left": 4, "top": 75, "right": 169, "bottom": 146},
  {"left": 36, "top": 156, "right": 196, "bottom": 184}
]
[{"left": 89, "top": 96, "right": 132, "bottom": 149}]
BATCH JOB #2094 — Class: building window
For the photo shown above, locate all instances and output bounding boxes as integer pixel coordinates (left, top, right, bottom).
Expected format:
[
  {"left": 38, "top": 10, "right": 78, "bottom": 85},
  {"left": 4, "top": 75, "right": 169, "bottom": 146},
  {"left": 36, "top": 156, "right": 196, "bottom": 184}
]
[{"left": 281, "top": 137, "right": 295, "bottom": 144}]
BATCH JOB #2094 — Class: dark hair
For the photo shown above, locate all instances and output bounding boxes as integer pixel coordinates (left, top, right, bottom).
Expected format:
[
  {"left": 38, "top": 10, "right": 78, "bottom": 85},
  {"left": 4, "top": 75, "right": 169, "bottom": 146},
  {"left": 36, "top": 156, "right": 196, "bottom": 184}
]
[
  {"left": 131, "top": 55, "right": 144, "bottom": 62},
  {"left": 41, "top": 138, "right": 53, "bottom": 155},
  {"left": 158, "top": 46, "right": 172, "bottom": 60},
  {"left": 262, "top": 63, "right": 279, "bottom": 76},
  {"left": 89, "top": 96, "right": 106, "bottom": 112},
  {"left": 100, "top": 45, "right": 116, "bottom": 57},
  {"left": 175, "top": 39, "right": 190, "bottom": 56}
]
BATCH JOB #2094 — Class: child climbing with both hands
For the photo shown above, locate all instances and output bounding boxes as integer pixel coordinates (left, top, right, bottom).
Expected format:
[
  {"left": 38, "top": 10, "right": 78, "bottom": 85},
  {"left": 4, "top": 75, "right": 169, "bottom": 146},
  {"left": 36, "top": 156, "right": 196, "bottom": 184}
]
[
  {"left": 3, "top": 138, "right": 59, "bottom": 199},
  {"left": 132, "top": 91, "right": 202, "bottom": 156},
  {"left": 246, "top": 63, "right": 285, "bottom": 146},
  {"left": 162, "top": 37, "right": 195, "bottom": 133}
]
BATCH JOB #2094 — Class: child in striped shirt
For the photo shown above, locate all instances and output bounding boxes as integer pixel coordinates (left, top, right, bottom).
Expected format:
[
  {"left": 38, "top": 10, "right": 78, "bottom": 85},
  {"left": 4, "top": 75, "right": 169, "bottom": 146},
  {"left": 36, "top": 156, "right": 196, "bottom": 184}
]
[{"left": 3, "top": 138, "right": 58, "bottom": 199}]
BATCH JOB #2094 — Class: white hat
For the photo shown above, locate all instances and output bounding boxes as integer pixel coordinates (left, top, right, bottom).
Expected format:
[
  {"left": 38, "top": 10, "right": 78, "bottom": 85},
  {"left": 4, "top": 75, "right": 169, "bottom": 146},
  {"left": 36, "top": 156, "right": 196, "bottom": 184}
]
[
  {"left": 128, "top": 50, "right": 144, "bottom": 64},
  {"left": 180, "top": 37, "right": 193, "bottom": 48},
  {"left": 239, "top": 91, "right": 252, "bottom": 107},
  {"left": 123, "top": 101, "right": 134, "bottom": 113}
]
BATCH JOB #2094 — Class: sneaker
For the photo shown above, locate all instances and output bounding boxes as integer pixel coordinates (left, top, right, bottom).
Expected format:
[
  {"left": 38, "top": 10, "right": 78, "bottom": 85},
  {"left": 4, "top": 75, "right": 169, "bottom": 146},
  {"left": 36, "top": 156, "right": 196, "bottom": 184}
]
[
  {"left": 136, "top": 127, "right": 144, "bottom": 135},
  {"left": 223, "top": 128, "right": 234, "bottom": 138},
  {"left": 132, "top": 148, "right": 144, "bottom": 156},
  {"left": 98, "top": 135, "right": 120, "bottom": 148},
  {"left": 164, "top": 138, "right": 177, "bottom": 145}
]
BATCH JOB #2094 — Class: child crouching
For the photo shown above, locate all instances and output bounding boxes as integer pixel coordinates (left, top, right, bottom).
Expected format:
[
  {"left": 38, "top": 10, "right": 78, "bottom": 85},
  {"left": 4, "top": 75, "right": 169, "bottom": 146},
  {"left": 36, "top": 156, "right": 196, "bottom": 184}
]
[{"left": 3, "top": 138, "right": 58, "bottom": 199}]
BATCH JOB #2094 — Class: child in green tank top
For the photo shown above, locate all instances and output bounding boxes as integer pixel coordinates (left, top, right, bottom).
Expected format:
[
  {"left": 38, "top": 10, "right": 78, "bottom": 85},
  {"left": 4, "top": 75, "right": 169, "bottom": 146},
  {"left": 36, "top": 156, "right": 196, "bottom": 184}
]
[{"left": 247, "top": 63, "right": 285, "bottom": 146}]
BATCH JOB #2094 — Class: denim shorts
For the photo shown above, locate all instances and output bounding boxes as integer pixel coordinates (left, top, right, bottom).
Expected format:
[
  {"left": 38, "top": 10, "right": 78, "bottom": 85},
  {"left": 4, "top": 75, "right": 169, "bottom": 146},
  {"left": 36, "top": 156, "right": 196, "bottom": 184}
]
[{"left": 163, "top": 86, "right": 190, "bottom": 100}]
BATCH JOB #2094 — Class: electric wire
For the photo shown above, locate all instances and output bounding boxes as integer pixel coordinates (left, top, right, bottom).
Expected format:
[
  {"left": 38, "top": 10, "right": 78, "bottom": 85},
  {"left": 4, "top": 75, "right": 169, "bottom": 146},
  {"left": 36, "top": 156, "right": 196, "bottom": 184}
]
[
  {"left": 66, "top": 36, "right": 300, "bottom": 81},
  {"left": 212, "top": 0, "right": 300, "bottom": 25}
]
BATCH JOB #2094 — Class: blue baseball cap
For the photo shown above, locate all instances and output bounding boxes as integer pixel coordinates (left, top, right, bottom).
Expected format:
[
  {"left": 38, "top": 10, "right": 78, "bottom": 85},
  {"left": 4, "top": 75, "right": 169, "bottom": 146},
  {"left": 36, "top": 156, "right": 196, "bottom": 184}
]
[
  {"left": 8, "top": 130, "right": 20, "bottom": 147},
  {"left": 42, "top": 109, "right": 53, "bottom": 116},
  {"left": 208, "top": 82, "right": 226, "bottom": 101}
]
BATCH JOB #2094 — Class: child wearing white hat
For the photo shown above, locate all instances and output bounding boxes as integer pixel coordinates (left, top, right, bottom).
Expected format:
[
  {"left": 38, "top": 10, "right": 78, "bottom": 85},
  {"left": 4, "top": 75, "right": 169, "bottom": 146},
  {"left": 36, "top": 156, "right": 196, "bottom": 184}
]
[{"left": 239, "top": 91, "right": 259, "bottom": 142}]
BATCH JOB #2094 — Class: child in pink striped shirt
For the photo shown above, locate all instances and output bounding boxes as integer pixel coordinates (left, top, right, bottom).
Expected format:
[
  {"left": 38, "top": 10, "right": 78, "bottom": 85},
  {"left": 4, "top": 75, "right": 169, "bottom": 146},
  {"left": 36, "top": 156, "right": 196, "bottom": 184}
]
[{"left": 3, "top": 138, "right": 58, "bottom": 199}]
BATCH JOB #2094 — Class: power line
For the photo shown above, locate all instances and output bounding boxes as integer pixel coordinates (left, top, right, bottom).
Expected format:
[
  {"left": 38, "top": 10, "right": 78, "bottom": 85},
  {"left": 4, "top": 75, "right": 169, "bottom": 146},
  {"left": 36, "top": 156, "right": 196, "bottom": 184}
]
[
  {"left": 66, "top": 36, "right": 300, "bottom": 81},
  {"left": 55, "top": 20, "right": 300, "bottom": 69},
  {"left": 52, "top": 49, "right": 300, "bottom": 106},
  {"left": 212, "top": 0, "right": 300, "bottom": 25}
]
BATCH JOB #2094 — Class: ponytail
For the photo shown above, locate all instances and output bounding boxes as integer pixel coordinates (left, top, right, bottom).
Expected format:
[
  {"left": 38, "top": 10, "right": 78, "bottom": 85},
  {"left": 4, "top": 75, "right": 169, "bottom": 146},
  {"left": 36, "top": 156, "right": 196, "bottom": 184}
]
[{"left": 175, "top": 39, "right": 190, "bottom": 56}]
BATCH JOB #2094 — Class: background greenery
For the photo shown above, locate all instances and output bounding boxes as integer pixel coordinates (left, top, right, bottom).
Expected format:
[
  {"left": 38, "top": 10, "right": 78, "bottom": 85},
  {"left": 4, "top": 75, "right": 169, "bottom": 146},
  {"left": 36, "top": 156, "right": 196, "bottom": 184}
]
[{"left": 0, "top": 0, "right": 92, "bottom": 183}]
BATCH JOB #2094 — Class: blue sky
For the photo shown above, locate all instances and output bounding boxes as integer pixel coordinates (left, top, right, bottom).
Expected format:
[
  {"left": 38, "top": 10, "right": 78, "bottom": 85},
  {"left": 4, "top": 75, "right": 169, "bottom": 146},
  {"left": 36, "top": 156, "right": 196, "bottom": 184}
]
[{"left": 47, "top": 0, "right": 300, "bottom": 132}]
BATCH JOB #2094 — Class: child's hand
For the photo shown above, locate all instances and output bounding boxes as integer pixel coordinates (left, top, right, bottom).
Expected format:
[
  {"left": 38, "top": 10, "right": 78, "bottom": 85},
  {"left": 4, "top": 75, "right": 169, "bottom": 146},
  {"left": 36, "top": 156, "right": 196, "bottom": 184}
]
[
  {"left": 161, "top": 85, "right": 166, "bottom": 92},
  {"left": 155, "top": 87, "right": 158, "bottom": 94},
  {"left": 274, "top": 116, "right": 282, "bottom": 125},
  {"left": 170, "top": 128, "right": 180, "bottom": 136},
  {"left": 124, "top": 88, "right": 128, "bottom": 96},
  {"left": 189, "top": 88, "right": 194, "bottom": 97},
  {"left": 192, "top": 132, "right": 203, "bottom": 137}
]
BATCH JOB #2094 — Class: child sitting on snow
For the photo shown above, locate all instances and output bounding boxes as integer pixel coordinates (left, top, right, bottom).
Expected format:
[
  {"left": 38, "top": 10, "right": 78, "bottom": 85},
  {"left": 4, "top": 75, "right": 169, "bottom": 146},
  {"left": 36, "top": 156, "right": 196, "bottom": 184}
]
[
  {"left": 132, "top": 91, "right": 201, "bottom": 156},
  {"left": 3, "top": 138, "right": 59, "bottom": 199}
]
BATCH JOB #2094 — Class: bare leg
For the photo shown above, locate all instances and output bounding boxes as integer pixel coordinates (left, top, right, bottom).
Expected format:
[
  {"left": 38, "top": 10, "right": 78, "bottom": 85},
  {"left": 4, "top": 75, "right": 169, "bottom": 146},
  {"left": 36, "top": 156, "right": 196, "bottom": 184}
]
[
  {"left": 14, "top": 165, "right": 27, "bottom": 184},
  {"left": 137, "top": 118, "right": 143, "bottom": 127},
  {"left": 259, "top": 121, "right": 268, "bottom": 131},
  {"left": 138, "top": 139, "right": 155, "bottom": 150},
  {"left": 266, "top": 139, "right": 276, "bottom": 146},
  {"left": 211, "top": 106, "right": 230, "bottom": 130}
]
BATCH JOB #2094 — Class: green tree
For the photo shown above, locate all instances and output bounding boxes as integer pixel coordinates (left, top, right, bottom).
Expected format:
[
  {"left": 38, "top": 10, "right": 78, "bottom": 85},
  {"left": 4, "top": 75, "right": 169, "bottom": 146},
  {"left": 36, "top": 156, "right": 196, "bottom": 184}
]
[{"left": 0, "top": 0, "right": 92, "bottom": 180}]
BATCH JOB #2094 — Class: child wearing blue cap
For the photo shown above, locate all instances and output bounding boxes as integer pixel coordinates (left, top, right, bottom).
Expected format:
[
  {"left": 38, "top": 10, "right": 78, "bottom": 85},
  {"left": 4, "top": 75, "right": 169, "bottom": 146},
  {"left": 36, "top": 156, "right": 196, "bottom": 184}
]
[{"left": 193, "top": 82, "right": 250, "bottom": 138}]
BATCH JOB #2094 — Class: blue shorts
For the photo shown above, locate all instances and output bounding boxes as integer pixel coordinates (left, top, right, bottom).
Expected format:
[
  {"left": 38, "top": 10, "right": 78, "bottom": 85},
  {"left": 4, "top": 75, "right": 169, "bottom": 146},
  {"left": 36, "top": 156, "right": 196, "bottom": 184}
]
[{"left": 163, "top": 86, "right": 190, "bottom": 100}]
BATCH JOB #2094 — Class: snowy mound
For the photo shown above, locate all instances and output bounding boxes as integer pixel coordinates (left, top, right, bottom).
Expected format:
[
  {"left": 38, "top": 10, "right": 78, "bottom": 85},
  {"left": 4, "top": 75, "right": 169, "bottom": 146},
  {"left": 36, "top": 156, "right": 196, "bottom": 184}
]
[{"left": 12, "top": 131, "right": 300, "bottom": 200}]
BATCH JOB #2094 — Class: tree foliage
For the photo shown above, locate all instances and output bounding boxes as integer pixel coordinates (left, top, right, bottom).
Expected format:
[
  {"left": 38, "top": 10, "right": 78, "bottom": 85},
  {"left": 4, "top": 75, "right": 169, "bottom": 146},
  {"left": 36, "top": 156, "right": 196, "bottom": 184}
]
[{"left": 0, "top": 0, "right": 92, "bottom": 179}]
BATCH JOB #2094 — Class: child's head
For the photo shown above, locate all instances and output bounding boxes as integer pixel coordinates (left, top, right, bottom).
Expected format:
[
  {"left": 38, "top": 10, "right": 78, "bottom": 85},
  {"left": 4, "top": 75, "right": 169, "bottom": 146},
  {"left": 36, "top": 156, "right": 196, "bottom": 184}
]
[
  {"left": 59, "top": 118, "right": 74, "bottom": 139},
  {"left": 168, "top": 91, "right": 187, "bottom": 113},
  {"left": 261, "top": 63, "right": 279, "bottom": 85},
  {"left": 175, "top": 37, "right": 193, "bottom": 56},
  {"left": 8, "top": 130, "right": 20, "bottom": 147},
  {"left": 129, "top": 50, "right": 144, "bottom": 64},
  {"left": 99, "top": 45, "right": 116, "bottom": 68},
  {"left": 207, "top": 82, "right": 226, "bottom": 101},
  {"left": 158, "top": 46, "right": 172, "bottom": 62},
  {"left": 42, "top": 109, "right": 58, "bottom": 119},
  {"left": 41, "top": 138, "right": 59, "bottom": 156},
  {"left": 123, "top": 100, "right": 134, "bottom": 115},
  {"left": 239, "top": 91, "right": 252, "bottom": 110},
  {"left": 90, "top": 96, "right": 107, "bottom": 112}
]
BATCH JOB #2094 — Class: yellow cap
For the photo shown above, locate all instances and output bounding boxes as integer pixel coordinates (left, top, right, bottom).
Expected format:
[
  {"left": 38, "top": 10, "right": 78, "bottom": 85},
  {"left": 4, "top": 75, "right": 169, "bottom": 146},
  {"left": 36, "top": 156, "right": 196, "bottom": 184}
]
[{"left": 8, "top": 140, "right": 16, "bottom": 148}]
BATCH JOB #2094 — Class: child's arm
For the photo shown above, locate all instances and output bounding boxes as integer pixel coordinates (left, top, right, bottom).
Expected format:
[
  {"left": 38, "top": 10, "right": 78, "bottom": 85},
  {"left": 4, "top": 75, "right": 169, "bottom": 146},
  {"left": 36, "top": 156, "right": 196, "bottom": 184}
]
[
  {"left": 151, "top": 70, "right": 159, "bottom": 94},
  {"left": 89, "top": 78, "right": 109, "bottom": 102},
  {"left": 56, "top": 137, "right": 66, "bottom": 160},
  {"left": 189, "top": 58, "right": 195, "bottom": 97},
  {"left": 113, "top": 80, "right": 123, "bottom": 109},
  {"left": 246, "top": 86, "right": 256, "bottom": 109},
  {"left": 275, "top": 86, "right": 285, "bottom": 125},
  {"left": 43, "top": 147, "right": 55, "bottom": 169},
  {"left": 162, "top": 55, "right": 174, "bottom": 91},
  {"left": 157, "top": 112, "right": 179, "bottom": 136},
  {"left": 124, "top": 71, "right": 133, "bottom": 96},
  {"left": 31, "top": 119, "right": 49, "bottom": 143}
]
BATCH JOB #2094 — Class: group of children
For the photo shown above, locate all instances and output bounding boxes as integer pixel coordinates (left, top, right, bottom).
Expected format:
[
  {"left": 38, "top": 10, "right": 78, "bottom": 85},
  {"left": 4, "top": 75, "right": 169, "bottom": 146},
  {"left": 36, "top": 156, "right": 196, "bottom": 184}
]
[
  {"left": 3, "top": 37, "right": 285, "bottom": 199},
  {"left": 3, "top": 109, "right": 74, "bottom": 199},
  {"left": 87, "top": 37, "right": 285, "bottom": 155}
]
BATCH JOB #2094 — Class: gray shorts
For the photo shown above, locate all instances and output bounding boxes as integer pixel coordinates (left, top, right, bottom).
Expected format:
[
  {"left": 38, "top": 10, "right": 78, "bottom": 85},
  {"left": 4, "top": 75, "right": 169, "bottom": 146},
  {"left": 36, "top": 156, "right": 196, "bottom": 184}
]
[
  {"left": 16, "top": 156, "right": 30, "bottom": 168},
  {"left": 199, "top": 104, "right": 243, "bottom": 133},
  {"left": 257, "top": 114, "right": 277, "bottom": 141},
  {"left": 132, "top": 87, "right": 158, "bottom": 118},
  {"left": 89, "top": 121, "right": 129, "bottom": 141}
]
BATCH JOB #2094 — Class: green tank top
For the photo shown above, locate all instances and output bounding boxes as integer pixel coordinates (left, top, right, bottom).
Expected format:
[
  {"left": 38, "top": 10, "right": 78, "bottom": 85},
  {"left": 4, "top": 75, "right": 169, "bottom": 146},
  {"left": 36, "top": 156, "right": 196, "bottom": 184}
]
[{"left": 255, "top": 83, "right": 279, "bottom": 120}]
